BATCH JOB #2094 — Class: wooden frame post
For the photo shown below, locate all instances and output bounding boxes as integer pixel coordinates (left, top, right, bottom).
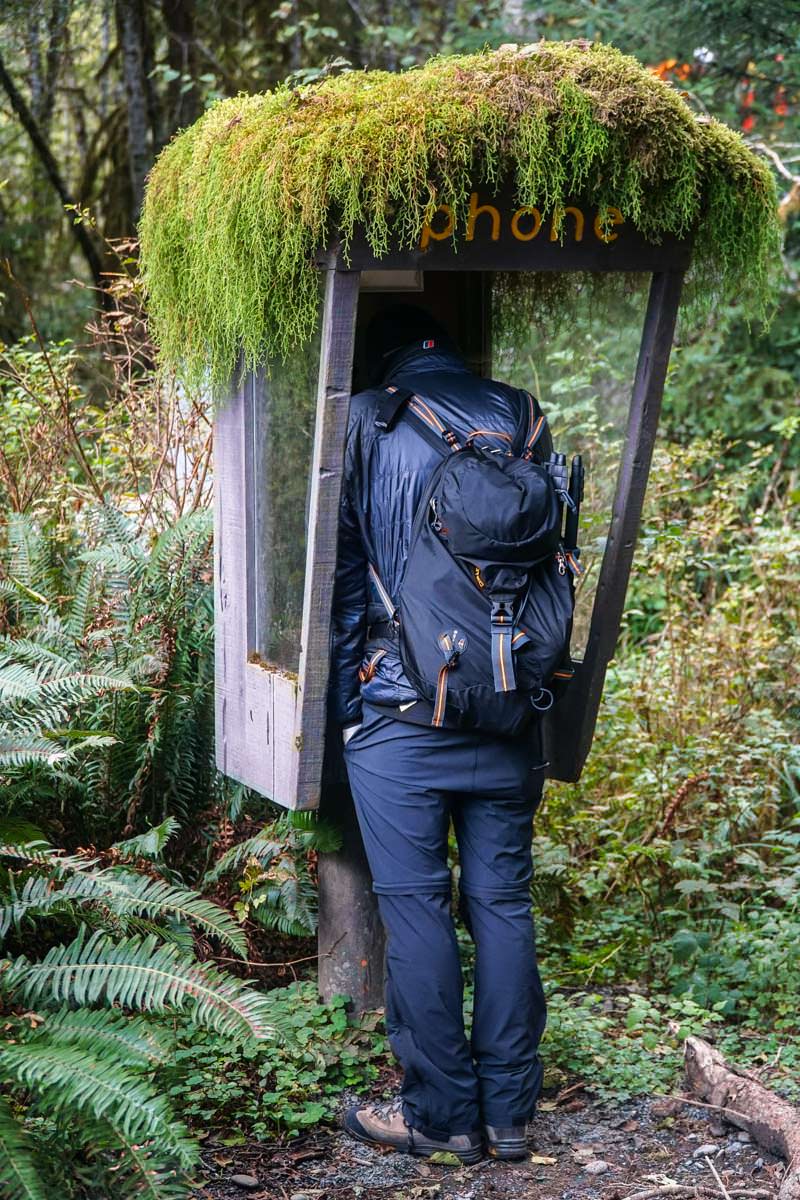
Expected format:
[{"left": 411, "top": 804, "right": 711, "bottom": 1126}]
[{"left": 310, "top": 268, "right": 386, "bottom": 1008}]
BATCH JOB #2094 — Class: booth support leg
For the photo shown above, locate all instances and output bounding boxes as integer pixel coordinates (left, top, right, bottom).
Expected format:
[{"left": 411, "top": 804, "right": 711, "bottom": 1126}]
[{"left": 317, "top": 784, "right": 385, "bottom": 1013}]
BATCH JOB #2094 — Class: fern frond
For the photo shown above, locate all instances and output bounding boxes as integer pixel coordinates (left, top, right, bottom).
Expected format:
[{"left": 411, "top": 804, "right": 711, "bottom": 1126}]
[
  {"left": 204, "top": 834, "right": 283, "bottom": 884},
  {"left": 0, "top": 1043, "right": 196, "bottom": 1167},
  {"left": 0, "top": 842, "right": 89, "bottom": 870},
  {"left": 35, "top": 1008, "right": 174, "bottom": 1067},
  {"left": 0, "top": 640, "right": 74, "bottom": 673},
  {"left": 112, "top": 818, "right": 179, "bottom": 861},
  {"left": 0, "top": 842, "right": 59, "bottom": 866},
  {"left": 0, "top": 738, "right": 72, "bottom": 769},
  {"left": 0, "top": 1096, "right": 48, "bottom": 1200},
  {"left": 287, "top": 811, "right": 343, "bottom": 854},
  {"left": 6, "top": 931, "right": 277, "bottom": 1040},
  {"left": 87, "top": 872, "right": 248, "bottom": 957},
  {"left": 35, "top": 670, "right": 137, "bottom": 704},
  {"left": 0, "top": 661, "right": 40, "bottom": 702},
  {"left": 0, "top": 866, "right": 246, "bottom": 956},
  {"left": 252, "top": 874, "right": 317, "bottom": 937},
  {"left": 87, "top": 1119, "right": 192, "bottom": 1199}
]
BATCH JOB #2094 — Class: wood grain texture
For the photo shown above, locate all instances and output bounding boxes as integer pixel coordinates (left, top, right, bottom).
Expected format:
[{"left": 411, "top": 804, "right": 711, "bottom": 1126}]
[
  {"left": 685, "top": 1036, "right": 800, "bottom": 1200},
  {"left": 294, "top": 269, "right": 361, "bottom": 810},
  {"left": 543, "top": 270, "right": 685, "bottom": 781}
]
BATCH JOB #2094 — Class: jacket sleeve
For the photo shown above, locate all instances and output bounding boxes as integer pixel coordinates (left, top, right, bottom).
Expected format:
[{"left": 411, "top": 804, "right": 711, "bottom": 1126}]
[{"left": 327, "top": 445, "right": 368, "bottom": 728}]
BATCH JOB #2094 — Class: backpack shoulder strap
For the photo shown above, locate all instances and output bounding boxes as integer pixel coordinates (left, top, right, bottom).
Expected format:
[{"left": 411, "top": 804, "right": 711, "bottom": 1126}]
[
  {"left": 375, "top": 385, "right": 460, "bottom": 458},
  {"left": 516, "top": 388, "right": 551, "bottom": 461},
  {"left": 373, "top": 384, "right": 414, "bottom": 431}
]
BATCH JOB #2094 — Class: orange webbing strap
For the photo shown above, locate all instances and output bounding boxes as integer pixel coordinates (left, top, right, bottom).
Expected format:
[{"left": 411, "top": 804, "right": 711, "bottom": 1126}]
[
  {"left": 432, "top": 664, "right": 449, "bottom": 727},
  {"left": 407, "top": 397, "right": 462, "bottom": 452},
  {"left": 358, "top": 648, "right": 387, "bottom": 683},
  {"left": 490, "top": 598, "right": 517, "bottom": 693},
  {"left": 521, "top": 391, "right": 548, "bottom": 461}
]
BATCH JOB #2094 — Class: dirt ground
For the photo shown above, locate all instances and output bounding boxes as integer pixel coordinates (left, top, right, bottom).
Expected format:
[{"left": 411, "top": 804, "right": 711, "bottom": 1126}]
[{"left": 193, "top": 1090, "right": 786, "bottom": 1200}]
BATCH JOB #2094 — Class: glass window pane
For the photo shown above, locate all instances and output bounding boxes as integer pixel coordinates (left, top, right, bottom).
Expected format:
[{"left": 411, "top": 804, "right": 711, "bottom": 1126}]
[
  {"left": 492, "top": 277, "right": 648, "bottom": 657},
  {"left": 250, "top": 320, "right": 322, "bottom": 675}
]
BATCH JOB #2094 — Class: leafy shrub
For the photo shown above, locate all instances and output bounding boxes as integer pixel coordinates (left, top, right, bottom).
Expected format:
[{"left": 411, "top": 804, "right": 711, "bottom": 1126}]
[
  {"left": 541, "top": 990, "right": 725, "bottom": 1100},
  {"left": 535, "top": 436, "right": 800, "bottom": 1027},
  {"left": 163, "top": 983, "right": 386, "bottom": 1138}
]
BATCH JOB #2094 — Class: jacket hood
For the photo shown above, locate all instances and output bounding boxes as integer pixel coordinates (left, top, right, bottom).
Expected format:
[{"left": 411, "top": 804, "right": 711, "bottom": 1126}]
[{"left": 380, "top": 336, "right": 469, "bottom": 383}]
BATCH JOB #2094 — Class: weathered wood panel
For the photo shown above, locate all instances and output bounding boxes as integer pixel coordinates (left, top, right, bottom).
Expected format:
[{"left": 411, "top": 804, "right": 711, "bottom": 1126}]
[
  {"left": 543, "top": 269, "right": 685, "bottom": 780},
  {"left": 294, "top": 269, "right": 361, "bottom": 809}
]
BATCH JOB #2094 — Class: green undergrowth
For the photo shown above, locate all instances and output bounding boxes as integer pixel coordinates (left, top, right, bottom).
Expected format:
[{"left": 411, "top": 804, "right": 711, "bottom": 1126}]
[
  {"left": 161, "top": 986, "right": 387, "bottom": 1138},
  {"left": 160, "top": 979, "right": 799, "bottom": 1141},
  {"left": 139, "top": 41, "right": 780, "bottom": 388}
]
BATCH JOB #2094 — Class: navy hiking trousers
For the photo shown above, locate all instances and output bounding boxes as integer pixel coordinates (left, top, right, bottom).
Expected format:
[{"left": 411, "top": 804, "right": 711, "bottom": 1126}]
[{"left": 343, "top": 703, "right": 547, "bottom": 1140}]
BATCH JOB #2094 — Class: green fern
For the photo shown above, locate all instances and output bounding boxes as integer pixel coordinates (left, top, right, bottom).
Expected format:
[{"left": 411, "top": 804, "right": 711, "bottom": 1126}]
[
  {"left": 112, "top": 817, "right": 179, "bottom": 861},
  {"left": 0, "top": 842, "right": 84, "bottom": 868},
  {"left": 204, "top": 831, "right": 286, "bottom": 883},
  {"left": 0, "top": 836, "right": 278, "bottom": 1199},
  {"left": 0, "top": 1042, "right": 197, "bottom": 1168},
  {"left": 1, "top": 844, "right": 247, "bottom": 955},
  {"left": 79, "top": 1120, "right": 191, "bottom": 1200},
  {"left": 5, "top": 930, "right": 277, "bottom": 1040},
  {"left": 34, "top": 1008, "right": 174, "bottom": 1067},
  {"left": 0, "top": 1097, "right": 48, "bottom": 1200},
  {"left": 208, "top": 812, "right": 342, "bottom": 937},
  {"left": 0, "top": 508, "right": 219, "bottom": 847}
]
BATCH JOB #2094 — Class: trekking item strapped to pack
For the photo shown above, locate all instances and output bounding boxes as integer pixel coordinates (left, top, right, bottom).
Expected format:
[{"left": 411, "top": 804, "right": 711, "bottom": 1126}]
[{"left": 365, "top": 384, "right": 584, "bottom": 737}]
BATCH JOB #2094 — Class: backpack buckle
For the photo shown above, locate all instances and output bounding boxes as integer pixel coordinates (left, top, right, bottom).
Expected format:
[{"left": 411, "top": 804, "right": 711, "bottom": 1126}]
[
  {"left": 438, "top": 628, "right": 467, "bottom": 668},
  {"left": 490, "top": 596, "right": 515, "bottom": 627}
]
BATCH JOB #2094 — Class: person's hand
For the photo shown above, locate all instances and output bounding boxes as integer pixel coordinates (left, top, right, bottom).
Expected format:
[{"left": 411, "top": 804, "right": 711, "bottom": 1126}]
[{"left": 342, "top": 722, "right": 362, "bottom": 747}]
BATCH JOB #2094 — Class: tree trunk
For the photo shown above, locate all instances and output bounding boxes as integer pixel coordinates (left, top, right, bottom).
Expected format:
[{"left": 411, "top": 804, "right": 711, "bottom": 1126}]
[
  {"left": 0, "top": 52, "right": 106, "bottom": 297},
  {"left": 116, "top": 0, "right": 151, "bottom": 223},
  {"left": 161, "top": 0, "right": 201, "bottom": 135},
  {"left": 684, "top": 1036, "right": 800, "bottom": 1200}
]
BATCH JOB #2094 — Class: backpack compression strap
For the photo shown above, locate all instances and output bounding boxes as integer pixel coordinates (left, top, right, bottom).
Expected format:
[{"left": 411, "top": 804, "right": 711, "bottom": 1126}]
[
  {"left": 490, "top": 595, "right": 517, "bottom": 693},
  {"left": 518, "top": 390, "right": 549, "bottom": 461},
  {"left": 375, "top": 386, "right": 462, "bottom": 455}
]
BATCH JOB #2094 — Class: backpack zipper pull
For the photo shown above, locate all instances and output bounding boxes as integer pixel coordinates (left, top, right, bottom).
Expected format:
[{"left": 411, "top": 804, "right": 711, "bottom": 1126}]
[{"left": 556, "top": 548, "right": 567, "bottom": 576}]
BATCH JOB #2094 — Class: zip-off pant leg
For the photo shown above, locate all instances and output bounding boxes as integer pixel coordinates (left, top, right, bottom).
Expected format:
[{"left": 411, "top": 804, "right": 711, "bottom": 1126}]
[{"left": 344, "top": 704, "right": 547, "bottom": 1138}]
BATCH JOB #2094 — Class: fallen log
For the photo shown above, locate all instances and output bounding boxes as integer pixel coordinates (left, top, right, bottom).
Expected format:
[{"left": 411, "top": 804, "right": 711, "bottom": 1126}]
[{"left": 684, "top": 1036, "right": 800, "bottom": 1200}]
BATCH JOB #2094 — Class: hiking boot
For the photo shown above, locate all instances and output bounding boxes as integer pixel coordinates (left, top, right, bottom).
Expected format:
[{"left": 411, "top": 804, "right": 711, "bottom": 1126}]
[
  {"left": 483, "top": 1123, "right": 528, "bottom": 1160},
  {"left": 344, "top": 1096, "right": 483, "bottom": 1164}
]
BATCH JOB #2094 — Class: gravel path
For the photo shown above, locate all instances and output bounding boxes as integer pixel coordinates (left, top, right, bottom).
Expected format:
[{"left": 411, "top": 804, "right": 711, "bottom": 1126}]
[{"left": 193, "top": 1092, "right": 786, "bottom": 1200}]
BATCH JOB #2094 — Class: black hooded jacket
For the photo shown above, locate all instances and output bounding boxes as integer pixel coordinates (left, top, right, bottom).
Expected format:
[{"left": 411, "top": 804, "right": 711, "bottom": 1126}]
[{"left": 327, "top": 337, "right": 551, "bottom": 729}]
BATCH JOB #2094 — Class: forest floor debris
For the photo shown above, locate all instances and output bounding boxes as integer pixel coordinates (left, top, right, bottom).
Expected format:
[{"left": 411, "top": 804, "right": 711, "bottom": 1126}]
[{"left": 194, "top": 1094, "right": 785, "bottom": 1200}]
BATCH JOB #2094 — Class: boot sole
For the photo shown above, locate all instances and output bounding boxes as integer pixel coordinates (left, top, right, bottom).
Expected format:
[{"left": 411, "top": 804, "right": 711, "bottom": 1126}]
[
  {"left": 484, "top": 1132, "right": 527, "bottom": 1161},
  {"left": 344, "top": 1109, "right": 483, "bottom": 1165},
  {"left": 486, "top": 1140, "right": 528, "bottom": 1161}
]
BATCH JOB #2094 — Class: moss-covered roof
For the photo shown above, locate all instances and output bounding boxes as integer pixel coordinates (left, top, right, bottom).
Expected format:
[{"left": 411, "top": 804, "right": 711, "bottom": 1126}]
[{"left": 139, "top": 40, "right": 780, "bottom": 388}]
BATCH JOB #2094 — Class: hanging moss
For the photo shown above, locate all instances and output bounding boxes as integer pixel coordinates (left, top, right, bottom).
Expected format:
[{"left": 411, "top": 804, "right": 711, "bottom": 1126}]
[{"left": 138, "top": 40, "right": 780, "bottom": 389}]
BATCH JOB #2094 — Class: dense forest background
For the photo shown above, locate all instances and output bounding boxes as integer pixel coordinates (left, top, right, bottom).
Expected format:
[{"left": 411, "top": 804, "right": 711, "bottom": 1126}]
[{"left": 0, "top": 3, "right": 798, "bottom": 1198}]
